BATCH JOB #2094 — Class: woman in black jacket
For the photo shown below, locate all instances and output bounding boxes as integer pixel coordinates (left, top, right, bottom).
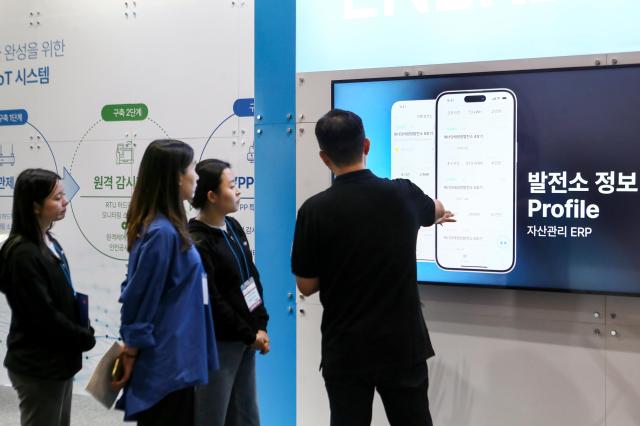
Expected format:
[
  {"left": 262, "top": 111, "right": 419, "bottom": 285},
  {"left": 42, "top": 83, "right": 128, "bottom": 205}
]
[
  {"left": 189, "top": 159, "right": 269, "bottom": 426},
  {"left": 0, "top": 168, "right": 96, "bottom": 426}
]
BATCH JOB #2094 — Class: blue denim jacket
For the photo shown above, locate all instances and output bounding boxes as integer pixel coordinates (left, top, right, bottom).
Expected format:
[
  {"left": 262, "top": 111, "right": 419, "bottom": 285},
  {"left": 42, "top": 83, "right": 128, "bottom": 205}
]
[{"left": 116, "top": 215, "right": 218, "bottom": 420}]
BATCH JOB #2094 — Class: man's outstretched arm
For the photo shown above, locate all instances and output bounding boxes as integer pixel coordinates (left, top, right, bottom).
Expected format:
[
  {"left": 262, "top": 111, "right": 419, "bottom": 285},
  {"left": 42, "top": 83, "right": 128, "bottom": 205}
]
[{"left": 434, "top": 199, "right": 456, "bottom": 225}]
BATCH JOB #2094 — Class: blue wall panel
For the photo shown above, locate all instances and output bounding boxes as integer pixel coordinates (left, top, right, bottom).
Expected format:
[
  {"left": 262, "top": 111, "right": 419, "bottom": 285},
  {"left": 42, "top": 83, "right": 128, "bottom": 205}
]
[
  {"left": 255, "top": 1, "right": 296, "bottom": 125},
  {"left": 255, "top": 1, "right": 296, "bottom": 425}
]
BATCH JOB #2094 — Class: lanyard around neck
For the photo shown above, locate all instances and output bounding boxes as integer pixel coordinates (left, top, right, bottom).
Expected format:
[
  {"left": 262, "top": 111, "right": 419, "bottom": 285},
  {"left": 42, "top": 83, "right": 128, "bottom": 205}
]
[
  {"left": 51, "top": 240, "right": 76, "bottom": 297},
  {"left": 221, "top": 219, "right": 251, "bottom": 282}
]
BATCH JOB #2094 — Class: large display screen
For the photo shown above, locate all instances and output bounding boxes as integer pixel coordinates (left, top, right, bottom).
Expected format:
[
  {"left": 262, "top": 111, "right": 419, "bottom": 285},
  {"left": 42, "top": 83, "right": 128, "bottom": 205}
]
[{"left": 333, "top": 65, "right": 640, "bottom": 295}]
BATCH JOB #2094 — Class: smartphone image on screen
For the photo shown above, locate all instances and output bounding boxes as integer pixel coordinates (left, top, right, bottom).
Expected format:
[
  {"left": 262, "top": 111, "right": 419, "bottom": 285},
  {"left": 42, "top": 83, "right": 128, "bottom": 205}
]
[
  {"left": 435, "top": 89, "right": 517, "bottom": 273},
  {"left": 391, "top": 99, "right": 436, "bottom": 261}
]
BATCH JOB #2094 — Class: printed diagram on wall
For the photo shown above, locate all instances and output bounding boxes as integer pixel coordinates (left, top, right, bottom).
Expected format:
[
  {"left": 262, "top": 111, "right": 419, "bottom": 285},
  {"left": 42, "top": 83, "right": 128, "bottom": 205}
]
[
  {"left": 0, "top": 109, "right": 60, "bottom": 228},
  {"left": 68, "top": 103, "right": 171, "bottom": 260},
  {"left": 0, "top": 0, "right": 255, "bottom": 388},
  {"left": 0, "top": 102, "right": 255, "bottom": 261}
]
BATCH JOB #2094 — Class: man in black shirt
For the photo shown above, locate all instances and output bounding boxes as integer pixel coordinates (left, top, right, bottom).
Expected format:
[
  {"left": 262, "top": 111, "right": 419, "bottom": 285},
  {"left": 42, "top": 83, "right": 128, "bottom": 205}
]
[{"left": 291, "top": 109, "right": 454, "bottom": 426}]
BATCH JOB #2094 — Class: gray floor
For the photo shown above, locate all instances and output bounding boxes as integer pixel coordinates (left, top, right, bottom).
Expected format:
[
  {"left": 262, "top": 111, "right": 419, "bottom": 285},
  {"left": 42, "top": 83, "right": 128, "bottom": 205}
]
[{"left": 0, "top": 384, "right": 124, "bottom": 425}]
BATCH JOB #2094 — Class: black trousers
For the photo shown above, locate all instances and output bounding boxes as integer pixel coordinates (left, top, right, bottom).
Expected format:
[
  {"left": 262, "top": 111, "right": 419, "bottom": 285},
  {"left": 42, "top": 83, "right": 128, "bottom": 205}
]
[
  {"left": 137, "top": 386, "right": 195, "bottom": 426},
  {"left": 323, "top": 362, "right": 433, "bottom": 426},
  {"left": 8, "top": 370, "right": 73, "bottom": 426}
]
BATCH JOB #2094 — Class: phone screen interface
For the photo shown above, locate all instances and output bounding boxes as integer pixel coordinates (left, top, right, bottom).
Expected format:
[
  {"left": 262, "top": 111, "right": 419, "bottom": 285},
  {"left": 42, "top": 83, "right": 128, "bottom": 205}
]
[
  {"left": 391, "top": 100, "right": 436, "bottom": 261},
  {"left": 436, "top": 90, "right": 516, "bottom": 271}
]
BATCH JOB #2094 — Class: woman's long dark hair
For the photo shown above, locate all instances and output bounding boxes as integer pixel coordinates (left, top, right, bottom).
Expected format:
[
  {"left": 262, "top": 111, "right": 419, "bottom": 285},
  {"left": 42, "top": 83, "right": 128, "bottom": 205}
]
[
  {"left": 126, "top": 139, "right": 194, "bottom": 251},
  {"left": 3, "top": 168, "right": 60, "bottom": 256}
]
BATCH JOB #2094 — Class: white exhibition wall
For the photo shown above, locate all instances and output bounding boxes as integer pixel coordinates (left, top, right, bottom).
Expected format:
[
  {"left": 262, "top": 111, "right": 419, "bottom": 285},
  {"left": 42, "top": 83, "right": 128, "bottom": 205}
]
[{"left": 1, "top": 0, "right": 255, "bottom": 389}]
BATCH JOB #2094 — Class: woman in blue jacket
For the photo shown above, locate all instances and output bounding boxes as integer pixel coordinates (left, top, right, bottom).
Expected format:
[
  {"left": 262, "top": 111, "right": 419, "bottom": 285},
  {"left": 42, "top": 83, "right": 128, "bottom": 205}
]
[
  {"left": 112, "top": 140, "right": 218, "bottom": 425},
  {"left": 0, "top": 168, "right": 96, "bottom": 426},
  {"left": 189, "top": 159, "right": 269, "bottom": 426}
]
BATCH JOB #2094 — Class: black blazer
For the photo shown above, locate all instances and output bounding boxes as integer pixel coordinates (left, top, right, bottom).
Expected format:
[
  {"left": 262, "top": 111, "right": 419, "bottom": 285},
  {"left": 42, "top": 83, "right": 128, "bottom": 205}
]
[
  {"left": 189, "top": 217, "right": 269, "bottom": 345},
  {"left": 0, "top": 236, "right": 95, "bottom": 380}
]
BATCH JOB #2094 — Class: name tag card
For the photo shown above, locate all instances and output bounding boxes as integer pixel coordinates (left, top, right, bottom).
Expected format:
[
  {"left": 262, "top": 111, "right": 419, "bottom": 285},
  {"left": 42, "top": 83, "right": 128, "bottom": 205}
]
[
  {"left": 202, "top": 274, "right": 209, "bottom": 305},
  {"left": 241, "top": 277, "right": 262, "bottom": 312}
]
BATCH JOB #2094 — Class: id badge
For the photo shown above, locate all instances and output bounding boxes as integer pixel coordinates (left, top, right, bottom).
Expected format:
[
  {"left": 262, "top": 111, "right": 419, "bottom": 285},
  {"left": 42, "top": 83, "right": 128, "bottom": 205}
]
[
  {"left": 240, "top": 277, "right": 262, "bottom": 312},
  {"left": 202, "top": 273, "right": 209, "bottom": 305}
]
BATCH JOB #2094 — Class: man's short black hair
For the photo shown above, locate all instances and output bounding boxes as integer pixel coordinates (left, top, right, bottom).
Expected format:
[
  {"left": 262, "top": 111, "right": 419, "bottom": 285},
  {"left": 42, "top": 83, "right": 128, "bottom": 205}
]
[{"left": 315, "top": 109, "right": 365, "bottom": 167}]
